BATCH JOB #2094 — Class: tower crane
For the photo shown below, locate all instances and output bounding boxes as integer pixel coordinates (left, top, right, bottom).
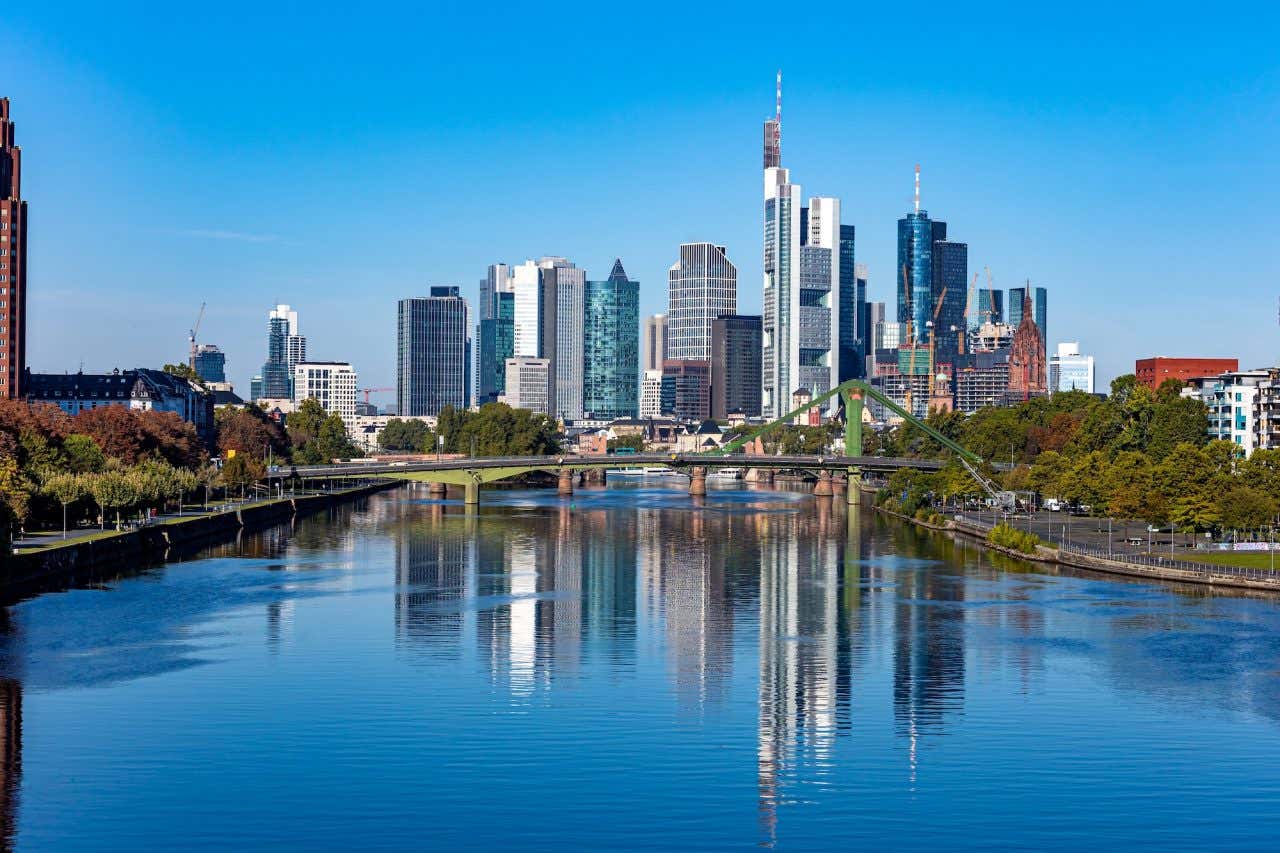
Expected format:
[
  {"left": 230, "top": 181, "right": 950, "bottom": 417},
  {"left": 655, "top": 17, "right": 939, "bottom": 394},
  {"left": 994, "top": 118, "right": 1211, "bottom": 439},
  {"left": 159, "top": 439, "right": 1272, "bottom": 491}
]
[
  {"left": 358, "top": 387, "right": 394, "bottom": 406},
  {"left": 188, "top": 302, "right": 206, "bottom": 371},
  {"left": 903, "top": 264, "right": 918, "bottom": 415},
  {"left": 961, "top": 271, "right": 979, "bottom": 354},
  {"left": 928, "top": 286, "right": 948, "bottom": 399},
  {"left": 984, "top": 266, "right": 997, "bottom": 324}
]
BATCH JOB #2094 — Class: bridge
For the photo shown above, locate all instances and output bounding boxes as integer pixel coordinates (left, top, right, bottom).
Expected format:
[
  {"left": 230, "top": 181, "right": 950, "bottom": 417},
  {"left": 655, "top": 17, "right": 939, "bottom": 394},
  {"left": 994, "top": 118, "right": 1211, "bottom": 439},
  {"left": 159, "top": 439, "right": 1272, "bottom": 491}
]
[{"left": 268, "top": 380, "right": 1002, "bottom": 506}]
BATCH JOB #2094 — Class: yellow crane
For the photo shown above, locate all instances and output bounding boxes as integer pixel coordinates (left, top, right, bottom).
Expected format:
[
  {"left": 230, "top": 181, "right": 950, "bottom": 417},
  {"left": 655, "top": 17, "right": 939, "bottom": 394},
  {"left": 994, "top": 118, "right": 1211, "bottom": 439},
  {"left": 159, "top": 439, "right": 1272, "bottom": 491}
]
[{"left": 928, "top": 285, "right": 948, "bottom": 400}]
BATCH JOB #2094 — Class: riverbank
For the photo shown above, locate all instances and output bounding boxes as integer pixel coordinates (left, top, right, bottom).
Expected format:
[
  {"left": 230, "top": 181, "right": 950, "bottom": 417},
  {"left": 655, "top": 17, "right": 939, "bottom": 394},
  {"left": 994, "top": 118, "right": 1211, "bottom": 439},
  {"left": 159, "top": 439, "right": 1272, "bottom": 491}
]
[
  {"left": 869, "top": 495, "right": 1280, "bottom": 592},
  {"left": 0, "top": 479, "right": 401, "bottom": 599}
]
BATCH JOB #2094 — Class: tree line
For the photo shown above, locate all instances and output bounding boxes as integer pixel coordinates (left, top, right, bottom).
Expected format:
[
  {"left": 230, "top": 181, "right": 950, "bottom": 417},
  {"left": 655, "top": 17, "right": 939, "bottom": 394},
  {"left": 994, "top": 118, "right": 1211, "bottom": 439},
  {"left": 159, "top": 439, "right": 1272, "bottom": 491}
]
[{"left": 377, "top": 403, "right": 559, "bottom": 457}]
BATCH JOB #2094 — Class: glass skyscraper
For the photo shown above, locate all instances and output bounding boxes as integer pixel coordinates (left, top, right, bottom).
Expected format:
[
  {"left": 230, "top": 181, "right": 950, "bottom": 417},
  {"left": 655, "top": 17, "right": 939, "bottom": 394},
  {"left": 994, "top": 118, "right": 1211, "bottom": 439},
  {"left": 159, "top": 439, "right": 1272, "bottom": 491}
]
[
  {"left": 837, "top": 224, "right": 864, "bottom": 382},
  {"left": 583, "top": 260, "right": 639, "bottom": 420},
  {"left": 193, "top": 345, "right": 226, "bottom": 384},
  {"left": 1008, "top": 285, "right": 1048, "bottom": 345},
  {"left": 667, "top": 243, "right": 737, "bottom": 362},
  {"left": 932, "top": 240, "right": 968, "bottom": 361},
  {"left": 977, "top": 288, "right": 1004, "bottom": 325},
  {"left": 479, "top": 291, "right": 514, "bottom": 404},
  {"left": 260, "top": 314, "right": 292, "bottom": 399},
  {"left": 398, "top": 287, "right": 471, "bottom": 416}
]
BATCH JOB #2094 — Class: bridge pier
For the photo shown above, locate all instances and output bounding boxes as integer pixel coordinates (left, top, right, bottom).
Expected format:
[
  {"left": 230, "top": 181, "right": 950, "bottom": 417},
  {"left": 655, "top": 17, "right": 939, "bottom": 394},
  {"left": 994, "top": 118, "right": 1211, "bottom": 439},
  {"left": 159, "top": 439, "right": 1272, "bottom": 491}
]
[
  {"left": 813, "top": 470, "right": 833, "bottom": 497},
  {"left": 428, "top": 481, "right": 447, "bottom": 499},
  {"left": 689, "top": 466, "right": 707, "bottom": 497},
  {"left": 831, "top": 473, "right": 847, "bottom": 497},
  {"left": 464, "top": 481, "right": 479, "bottom": 505},
  {"left": 558, "top": 469, "right": 575, "bottom": 496},
  {"left": 846, "top": 468, "right": 861, "bottom": 505}
]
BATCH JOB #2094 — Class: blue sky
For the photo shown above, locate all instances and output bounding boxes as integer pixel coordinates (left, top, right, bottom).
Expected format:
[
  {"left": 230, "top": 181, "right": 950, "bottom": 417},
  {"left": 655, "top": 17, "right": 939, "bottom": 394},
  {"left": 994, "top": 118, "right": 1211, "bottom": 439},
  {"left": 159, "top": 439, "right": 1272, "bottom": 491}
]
[{"left": 4, "top": 2, "right": 1278, "bottom": 401}]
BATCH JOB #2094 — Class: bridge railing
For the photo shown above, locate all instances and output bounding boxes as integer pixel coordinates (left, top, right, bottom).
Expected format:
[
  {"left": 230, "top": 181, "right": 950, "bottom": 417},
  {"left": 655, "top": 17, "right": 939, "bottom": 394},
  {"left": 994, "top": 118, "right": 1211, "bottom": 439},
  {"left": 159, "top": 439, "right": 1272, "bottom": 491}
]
[{"left": 954, "top": 513, "right": 1280, "bottom": 582}]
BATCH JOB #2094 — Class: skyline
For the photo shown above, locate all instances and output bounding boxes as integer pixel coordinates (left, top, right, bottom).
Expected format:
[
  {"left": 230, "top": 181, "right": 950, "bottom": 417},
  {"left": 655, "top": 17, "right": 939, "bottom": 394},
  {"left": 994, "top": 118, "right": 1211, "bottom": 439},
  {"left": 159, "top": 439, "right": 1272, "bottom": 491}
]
[{"left": 4, "top": 4, "right": 1279, "bottom": 401}]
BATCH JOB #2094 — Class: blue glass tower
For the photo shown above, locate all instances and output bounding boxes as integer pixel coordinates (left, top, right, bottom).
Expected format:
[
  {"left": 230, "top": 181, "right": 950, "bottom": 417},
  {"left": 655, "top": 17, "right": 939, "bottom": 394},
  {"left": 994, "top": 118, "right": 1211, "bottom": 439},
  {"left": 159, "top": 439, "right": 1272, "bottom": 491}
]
[
  {"left": 479, "top": 291, "right": 514, "bottom": 404},
  {"left": 583, "top": 259, "right": 639, "bottom": 419},
  {"left": 837, "top": 224, "right": 864, "bottom": 381}
]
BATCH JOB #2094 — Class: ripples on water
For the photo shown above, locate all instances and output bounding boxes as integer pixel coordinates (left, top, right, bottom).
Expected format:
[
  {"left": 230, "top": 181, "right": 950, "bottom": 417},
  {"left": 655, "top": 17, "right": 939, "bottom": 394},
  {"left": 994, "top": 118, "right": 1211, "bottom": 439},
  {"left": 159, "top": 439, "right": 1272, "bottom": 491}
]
[{"left": 0, "top": 483, "right": 1279, "bottom": 850}]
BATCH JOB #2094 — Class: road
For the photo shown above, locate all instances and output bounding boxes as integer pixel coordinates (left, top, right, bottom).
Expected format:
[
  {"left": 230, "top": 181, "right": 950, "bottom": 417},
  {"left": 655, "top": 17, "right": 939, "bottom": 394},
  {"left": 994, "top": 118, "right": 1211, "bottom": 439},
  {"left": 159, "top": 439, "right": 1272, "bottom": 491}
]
[{"left": 947, "top": 507, "right": 1202, "bottom": 557}]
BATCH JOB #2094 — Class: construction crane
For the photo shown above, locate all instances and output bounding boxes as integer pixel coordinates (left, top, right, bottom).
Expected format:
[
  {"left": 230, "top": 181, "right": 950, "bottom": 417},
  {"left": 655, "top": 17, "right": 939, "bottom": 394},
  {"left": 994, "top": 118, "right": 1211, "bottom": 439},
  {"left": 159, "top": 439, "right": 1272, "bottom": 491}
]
[
  {"left": 984, "top": 266, "right": 997, "bottom": 324},
  {"left": 928, "top": 285, "right": 948, "bottom": 399},
  {"left": 358, "top": 387, "right": 394, "bottom": 406},
  {"left": 188, "top": 302, "right": 206, "bottom": 371},
  {"left": 961, "top": 271, "right": 979, "bottom": 354},
  {"left": 903, "top": 264, "right": 918, "bottom": 415}
]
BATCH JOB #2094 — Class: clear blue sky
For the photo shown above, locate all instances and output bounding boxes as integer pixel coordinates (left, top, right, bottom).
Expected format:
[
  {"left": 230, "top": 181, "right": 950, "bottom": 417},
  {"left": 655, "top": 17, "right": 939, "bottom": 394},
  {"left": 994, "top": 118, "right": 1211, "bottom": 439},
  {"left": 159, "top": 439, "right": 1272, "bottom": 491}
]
[{"left": 4, "top": 2, "right": 1278, "bottom": 401}]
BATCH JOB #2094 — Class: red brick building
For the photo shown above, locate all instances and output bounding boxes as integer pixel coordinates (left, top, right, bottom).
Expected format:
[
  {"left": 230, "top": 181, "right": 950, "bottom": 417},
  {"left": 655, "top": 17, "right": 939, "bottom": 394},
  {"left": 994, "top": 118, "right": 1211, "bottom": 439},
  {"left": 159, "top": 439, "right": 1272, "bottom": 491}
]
[
  {"left": 0, "top": 98, "right": 27, "bottom": 399},
  {"left": 1135, "top": 357, "right": 1239, "bottom": 390},
  {"left": 1006, "top": 292, "right": 1046, "bottom": 400}
]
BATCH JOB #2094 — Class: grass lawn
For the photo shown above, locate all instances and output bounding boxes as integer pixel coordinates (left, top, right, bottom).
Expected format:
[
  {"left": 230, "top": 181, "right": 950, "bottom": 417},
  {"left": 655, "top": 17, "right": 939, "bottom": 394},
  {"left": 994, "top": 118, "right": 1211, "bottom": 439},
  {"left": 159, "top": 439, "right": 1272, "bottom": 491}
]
[{"left": 1185, "top": 550, "right": 1280, "bottom": 570}]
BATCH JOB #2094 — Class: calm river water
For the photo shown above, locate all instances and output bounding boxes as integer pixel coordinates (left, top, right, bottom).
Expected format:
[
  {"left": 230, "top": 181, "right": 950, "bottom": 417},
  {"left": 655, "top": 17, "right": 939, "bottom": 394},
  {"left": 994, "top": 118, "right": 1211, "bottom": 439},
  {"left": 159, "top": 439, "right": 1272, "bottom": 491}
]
[{"left": 1, "top": 482, "right": 1279, "bottom": 850}]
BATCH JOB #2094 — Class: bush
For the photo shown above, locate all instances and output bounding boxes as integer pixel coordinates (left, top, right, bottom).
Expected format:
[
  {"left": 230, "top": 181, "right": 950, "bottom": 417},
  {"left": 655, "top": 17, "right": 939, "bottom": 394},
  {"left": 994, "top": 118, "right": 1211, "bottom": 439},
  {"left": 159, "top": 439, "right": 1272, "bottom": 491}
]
[{"left": 987, "top": 522, "right": 1042, "bottom": 555}]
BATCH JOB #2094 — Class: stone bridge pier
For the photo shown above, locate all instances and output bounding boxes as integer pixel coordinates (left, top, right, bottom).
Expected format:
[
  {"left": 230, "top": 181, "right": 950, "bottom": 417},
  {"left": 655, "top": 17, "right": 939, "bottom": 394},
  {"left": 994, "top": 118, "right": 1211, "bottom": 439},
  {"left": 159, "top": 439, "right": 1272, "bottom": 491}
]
[
  {"left": 558, "top": 469, "right": 575, "bottom": 496},
  {"left": 689, "top": 466, "right": 707, "bottom": 496}
]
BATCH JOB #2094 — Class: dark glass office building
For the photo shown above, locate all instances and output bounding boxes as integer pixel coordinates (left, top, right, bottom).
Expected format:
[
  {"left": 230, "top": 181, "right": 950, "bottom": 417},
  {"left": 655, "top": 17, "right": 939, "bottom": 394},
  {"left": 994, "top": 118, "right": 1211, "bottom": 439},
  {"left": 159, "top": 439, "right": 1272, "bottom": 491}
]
[
  {"left": 583, "top": 260, "right": 639, "bottom": 420},
  {"left": 398, "top": 286, "right": 470, "bottom": 416},
  {"left": 260, "top": 316, "right": 291, "bottom": 398},
  {"left": 977, "top": 288, "right": 1004, "bottom": 324},
  {"left": 932, "top": 240, "right": 968, "bottom": 361},
  {"left": 479, "top": 291, "right": 514, "bottom": 404},
  {"left": 896, "top": 212, "right": 947, "bottom": 345},
  {"left": 1008, "top": 285, "right": 1048, "bottom": 345},
  {"left": 837, "top": 225, "right": 864, "bottom": 381},
  {"left": 710, "top": 314, "right": 762, "bottom": 419},
  {"left": 193, "top": 345, "right": 226, "bottom": 384}
]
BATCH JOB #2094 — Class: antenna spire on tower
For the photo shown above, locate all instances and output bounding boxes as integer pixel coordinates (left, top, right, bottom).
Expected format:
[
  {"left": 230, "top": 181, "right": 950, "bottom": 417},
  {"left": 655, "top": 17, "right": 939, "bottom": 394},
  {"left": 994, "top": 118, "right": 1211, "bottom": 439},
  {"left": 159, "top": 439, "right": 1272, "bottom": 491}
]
[
  {"left": 914, "top": 164, "right": 921, "bottom": 214},
  {"left": 776, "top": 69, "right": 782, "bottom": 149}
]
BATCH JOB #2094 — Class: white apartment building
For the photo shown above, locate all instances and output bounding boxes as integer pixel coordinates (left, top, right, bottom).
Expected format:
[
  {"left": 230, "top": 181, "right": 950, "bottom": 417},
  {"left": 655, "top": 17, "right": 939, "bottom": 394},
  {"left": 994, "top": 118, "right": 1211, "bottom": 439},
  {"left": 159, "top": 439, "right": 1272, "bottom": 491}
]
[
  {"left": 1185, "top": 369, "right": 1271, "bottom": 455},
  {"left": 639, "top": 369, "right": 664, "bottom": 419},
  {"left": 293, "top": 361, "right": 358, "bottom": 431}
]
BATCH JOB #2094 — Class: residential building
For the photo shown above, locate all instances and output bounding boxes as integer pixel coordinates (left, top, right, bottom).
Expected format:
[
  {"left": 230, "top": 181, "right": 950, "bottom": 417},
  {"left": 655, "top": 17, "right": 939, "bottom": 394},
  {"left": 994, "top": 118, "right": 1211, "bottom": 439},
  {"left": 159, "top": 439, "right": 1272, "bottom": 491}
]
[
  {"left": 583, "top": 259, "right": 639, "bottom": 420},
  {"left": 761, "top": 85, "right": 849, "bottom": 419},
  {"left": 25, "top": 367, "right": 215, "bottom": 443},
  {"left": 1006, "top": 292, "right": 1047, "bottom": 400},
  {"left": 1135, "top": 356, "right": 1239, "bottom": 390},
  {"left": 270, "top": 303, "right": 307, "bottom": 378},
  {"left": 868, "top": 374, "right": 932, "bottom": 421},
  {"left": 710, "top": 314, "right": 762, "bottom": 419},
  {"left": 398, "top": 287, "right": 470, "bottom": 417},
  {"left": 1186, "top": 369, "right": 1271, "bottom": 455},
  {"left": 667, "top": 243, "right": 737, "bottom": 361},
  {"left": 1251, "top": 370, "right": 1280, "bottom": 452},
  {"left": 193, "top": 344, "right": 226, "bottom": 384},
  {"left": 1049, "top": 342, "right": 1095, "bottom": 394},
  {"left": 293, "top": 361, "right": 358, "bottom": 430},
  {"left": 639, "top": 369, "right": 664, "bottom": 419},
  {"left": 503, "top": 357, "right": 551, "bottom": 415},
  {"left": 660, "top": 359, "right": 711, "bottom": 422},
  {"left": 642, "top": 313, "right": 668, "bottom": 372},
  {"left": 0, "top": 98, "right": 27, "bottom": 398}
]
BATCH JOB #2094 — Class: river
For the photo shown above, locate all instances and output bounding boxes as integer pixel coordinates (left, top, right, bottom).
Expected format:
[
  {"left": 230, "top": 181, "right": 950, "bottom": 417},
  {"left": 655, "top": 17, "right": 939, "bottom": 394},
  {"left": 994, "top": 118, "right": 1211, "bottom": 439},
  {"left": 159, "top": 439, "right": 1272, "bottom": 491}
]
[{"left": 0, "top": 482, "right": 1278, "bottom": 850}]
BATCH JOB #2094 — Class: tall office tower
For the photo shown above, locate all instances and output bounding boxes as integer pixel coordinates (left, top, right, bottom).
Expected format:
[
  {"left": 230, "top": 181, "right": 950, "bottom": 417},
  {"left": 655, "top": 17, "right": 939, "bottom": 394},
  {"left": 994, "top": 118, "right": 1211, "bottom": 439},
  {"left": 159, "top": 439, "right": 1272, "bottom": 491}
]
[
  {"left": 511, "top": 256, "right": 584, "bottom": 419},
  {"left": 1007, "top": 284, "right": 1048, "bottom": 344},
  {"left": 837, "top": 225, "right": 864, "bottom": 381},
  {"left": 269, "top": 304, "right": 307, "bottom": 375},
  {"left": 479, "top": 291, "right": 515, "bottom": 404},
  {"left": 761, "top": 86, "right": 847, "bottom": 419},
  {"left": 642, "top": 313, "right": 668, "bottom": 372},
  {"left": 503, "top": 357, "right": 551, "bottom": 415},
  {"left": 660, "top": 359, "right": 711, "bottom": 421},
  {"left": 896, "top": 167, "right": 966, "bottom": 361},
  {"left": 398, "top": 287, "right": 470, "bottom": 416},
  {"left": 260, "top": 312, "right": 292, "bottom": 399},
  {"left": 639, "top": 369, "right": 664, "bottom": 419},
  {"left": 193, "top": 344, "right": 226, "bottom": 383},
  {"left": 0, "top": 99, "right": 27, "bottom": 398},
  {"left": 479, "top": 263, "right": 512, "bottom": 323},
  {"left": 977, "top": 288, "right": 1004, "bottom": 325},
  {"left": 711, "top": 314, "right": 762, "bottom": 419},
  {"left": 667, "top": 243, "right": 737, "bottom": 361},
  {"left": 583, "top": 259, "right": 639, "bottom": 420}
]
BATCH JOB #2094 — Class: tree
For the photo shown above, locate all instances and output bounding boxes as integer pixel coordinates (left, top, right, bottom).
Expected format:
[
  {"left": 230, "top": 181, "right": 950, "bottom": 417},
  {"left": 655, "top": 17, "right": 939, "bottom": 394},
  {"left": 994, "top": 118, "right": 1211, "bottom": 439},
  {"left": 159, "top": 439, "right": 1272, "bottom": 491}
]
[
  {"left": 89, "top": 469, "right": 140, "bottom": 530},
  {"left": 162, "top": 363, "right": 205, "bottom": 386},
  {"left": 42, "top": 472, "right": 89, "bottom": 535},
  {"left": 315, "top": 413, "right": 362, "bottom": 461},
  {"left": 0, "top": 455, "right": 33, "bottom": 535},
  {"left": 216, "top": 407, "right": 289, "bottom": 459},
  {"left": 1147, "top": 394, "right": 1209, "bottom": 460},
  {"left": 1241, "top": 448, "right": 1280, "bottom": 496},
  {"left": 1029, "top": 450, "right": 1070, "bottom": 497},
  {"left": 1216, "top": 484, "right": 1276, "bottom": 533},
  {"left": 63, "top": 434, "right": 107, "bottom": 473},
  {"left": 607, "top": 434, "right": 645, "bottom": 453},
  {"left": 378, "top": 418, "right": 433, "bottom": 453},
  {"left": 1169, "top": 494, "right": 1221, "bottom": 543},
  {"left": 286, "top": 399, "right": 329, "bottom": 462},
  {"left": 219, "top": 453, "right": 265, "bottom": 495}
]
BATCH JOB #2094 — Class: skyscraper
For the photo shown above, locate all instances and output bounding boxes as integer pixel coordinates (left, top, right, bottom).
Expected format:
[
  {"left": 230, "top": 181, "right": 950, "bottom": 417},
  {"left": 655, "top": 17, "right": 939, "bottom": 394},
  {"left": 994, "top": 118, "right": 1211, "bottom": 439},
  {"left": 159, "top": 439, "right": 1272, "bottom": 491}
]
[
  {"left": 1007, "top": 284, "right": 1048, "bottom": 345},
  {"left": 193, "top": 344, "right": 226, "bottom": 383},
  {"left": 837, "top": 230, "right": 865, "bottom": 382},
  {"left": 642, "top": 314, "right": 668, "bottom": 372},
  {"left": 711, "top": 314, "right": 762, "bottom": 418},
  {"left": 260, "top": 311, "right": 292, "bottom": 399},
  {"left": 667, "top": 243, "right": 737, "bottom": 361},
  {"left": 977, "top": 288, "right": 1004, "bottom": 325},
  {"left": 1049, "top": 342, "right": 1095, "bottom": 394},
  {"left": 398, "top": 287, "right": 470, "bottom": 416},
  {"left": 761, "top": 81, "right": 849, "bottom": 418},
  {"left": 896, "top": 167, "right": 966, "bottom": 362},
  {"left": 0, "top": 98, "right": 27, "bottom": 398},
  {"left": 511, "top": 256, "right": 584, "bottom": 419},
  {"left": 479, "top": 263, "right": 511, "bottom": 323},
  {"left": 479, "top": 291, "right": 514, "bottom": 404},
  {"left": 583, "top": 259, "right": 639, "bottom": 420}
]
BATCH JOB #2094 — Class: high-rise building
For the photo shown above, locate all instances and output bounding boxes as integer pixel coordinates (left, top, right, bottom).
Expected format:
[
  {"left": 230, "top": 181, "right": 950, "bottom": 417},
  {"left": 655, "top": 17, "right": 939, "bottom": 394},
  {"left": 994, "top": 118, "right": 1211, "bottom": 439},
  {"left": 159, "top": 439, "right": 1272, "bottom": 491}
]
[
  {"left": 193, "top": 344, "right": 226, "bottom": 384},
  {"left": 503, "top": 357, "right": 551, "bottom": 415},
  {"left": 259, "top": 312, "right": 292, "bottom": 399},
  {"left": 293, "top": 361, "right": 358, "bottom": 431},
  {"left": 711, "top": 314, "right": 762, "bottom": 419},
  {"left": 479, "top": 291, "right": 514, "bottom": 404},
  {"left": 977, "top": 288, "right": 1004, "bottom": 325},
  {"left": 583, "top": 259, "right": 639, "bottom": 420},
  {"left": 398, "top": 287, "right": 470, "bottom": 416},
  {"left": 0, "top": 98, "right": 27, "bottom": 398},
  {"left": 896, "top": 167, "right": 966, "bottom": 363},
  {"left": 1049, "top": 342, "right": 1095, "bottom": 394},
  {"left": 761, "top": 96, "right": 849, "bottom": 419},
  {"left": 838, "top": 251, "right": 867, "bottom": 382},
  {"left": 661, "top": 359, "right": 711, "bottom": 422},
  {"left": 1007, "top": 284, "right": 1047, "bottom": 346},
  {"left": 639, "top": 369, "right": 664, "bottom": 419},
  {"left": 479, "top": 263, "right": 511, "bottom": 323},
  {"left": 511, "top": 256, "right": 584, "bottom": 419},
  {"left": 642, "top": 313, "right": 668, "bottom": 373},
  {"left": 667, "top": 243, "right": 737, "bottom": 362}
]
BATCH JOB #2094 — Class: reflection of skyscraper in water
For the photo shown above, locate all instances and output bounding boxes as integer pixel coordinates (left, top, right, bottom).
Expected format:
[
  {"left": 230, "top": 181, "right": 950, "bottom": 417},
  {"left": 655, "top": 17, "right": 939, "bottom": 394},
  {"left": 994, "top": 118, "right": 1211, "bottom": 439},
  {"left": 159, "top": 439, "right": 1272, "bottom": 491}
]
[
  {"left": 659, "top": 509, "right": 737, "bottom": 710},
  {"left": 580, "top": 510, "right": 638, "bottom": 654},
  {"left": 0, "top": 679, "right": 19, "bottom": 853},
  {"left": 756, "top": 513, "right": 844, "bottom": 845},
  {"left": 395, "top": 513, "right": 475, "bottom": 658},
  {"left": 892, "top": 564, "right": 966, "bottom": 775}
]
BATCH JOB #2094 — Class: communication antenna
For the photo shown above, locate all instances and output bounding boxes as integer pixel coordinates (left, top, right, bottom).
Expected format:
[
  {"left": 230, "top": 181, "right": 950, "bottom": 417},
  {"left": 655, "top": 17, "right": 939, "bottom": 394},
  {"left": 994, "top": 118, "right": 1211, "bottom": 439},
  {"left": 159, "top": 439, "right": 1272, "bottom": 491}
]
[
  {"left": 775, "top": 69, "right": 782, "bottom": 150},
  {"left": 914, "top": 164, "right": 921, "bottom": 214}
]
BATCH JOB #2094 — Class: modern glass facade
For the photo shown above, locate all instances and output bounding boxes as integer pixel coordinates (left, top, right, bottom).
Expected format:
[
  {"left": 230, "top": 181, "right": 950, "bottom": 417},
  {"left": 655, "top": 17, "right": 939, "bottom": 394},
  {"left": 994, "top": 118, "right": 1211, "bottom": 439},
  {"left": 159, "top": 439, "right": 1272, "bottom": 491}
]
[
  {"left": 261, "top": 316, "right": 292, "bottom": 398},
  {"left": 398, "top": 287, "right": 470, "bottom": 416},
  {"left": 478, "top": 291, "right": 514, "bottom": 404},
  {"left": 1008, "top": 286, "right": 1047, "bottom": 345},
  {"left": 932, "top": 240, "right": 968, "bottom": 361},
  {"left": 896, "top": 213, "right": 945, "bottom": 345},
  {"left": 667, "top": 243, "right": 737, "bottom": 362},
  {"left": 193, "top": 345, "right": 226, "bottom": 384},
  {"left": 710, "top": 314, "right": 762, "bottom": 418},
  {"left": 977, "top": 288, "right": 1004, "bottom": 325},
  {"left": 583, "top": 260, "right": 640, "bottom": 420},
  {"left": 837, "top": 224, "right": 862, "bottom": 382}
]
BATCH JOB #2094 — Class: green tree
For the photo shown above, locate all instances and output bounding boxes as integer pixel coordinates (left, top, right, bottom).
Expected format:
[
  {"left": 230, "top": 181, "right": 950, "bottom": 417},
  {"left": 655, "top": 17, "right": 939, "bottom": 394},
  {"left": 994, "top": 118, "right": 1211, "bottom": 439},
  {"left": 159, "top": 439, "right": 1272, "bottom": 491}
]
[
  {"left": 0, "top": 455, "right": 34, "bottom": 535},
  {"left": 607, "top": 434, "right": 645, "bottom": 453},
  {"left": 89, "top": 469, "right": 140, "bottom": 530},
  {"left": 163, "top": 363, "right": 205, "bottom": 386},
  {"left": 63, "top": 434, "right": 107, "bottom": 473},
  {"left": 286, "top": 399, "right": 328, "bottom": 459},
  {"left": 219, "top": 454, "right": 265, "bottom": 496},
  {"left": 1169, "top": 494, "right": 1221, "bottom": 543},
  {"left": 42, "top": 472, "right": 89, "bottom": 535},
  {"left": 1216, "top": 483, "right": 1276, "bottom": 533},
  {"left": 1029, "top": 450, "right": 1070, "bottom": 497},
  {"left": 1241, "top": 448, "right": 1280, "bottom": 496},
  {"left": 378, "top": 418, "right": 433, "bottom": 452}
]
